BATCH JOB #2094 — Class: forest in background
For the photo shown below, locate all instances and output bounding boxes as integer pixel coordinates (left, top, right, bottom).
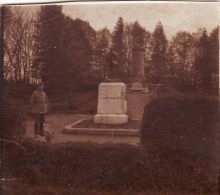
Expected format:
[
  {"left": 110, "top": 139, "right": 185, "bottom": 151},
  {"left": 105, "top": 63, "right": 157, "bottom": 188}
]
[{"left": 3, "top": 5, "right": 219, "bottom": 96}]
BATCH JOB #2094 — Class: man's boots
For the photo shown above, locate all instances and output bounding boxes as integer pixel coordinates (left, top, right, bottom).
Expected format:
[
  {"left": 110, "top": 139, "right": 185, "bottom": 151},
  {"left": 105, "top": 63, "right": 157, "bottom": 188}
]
[
  {"left": 34, "top": 122, "right": 39, "bottom": 138},
  {"left": 39, "top": 113, "right": 45, "bottom": 136}
]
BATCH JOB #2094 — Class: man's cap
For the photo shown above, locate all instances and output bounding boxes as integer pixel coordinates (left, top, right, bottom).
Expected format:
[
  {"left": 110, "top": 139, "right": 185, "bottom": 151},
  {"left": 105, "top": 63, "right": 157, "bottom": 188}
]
[{"left": 37, "top": 82, "right": 44, "bottom": 86}]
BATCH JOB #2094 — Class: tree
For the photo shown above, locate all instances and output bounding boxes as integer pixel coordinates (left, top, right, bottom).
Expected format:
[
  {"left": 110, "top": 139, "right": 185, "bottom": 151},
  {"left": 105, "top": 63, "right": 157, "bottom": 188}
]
[
  {"left": 123, "top": 23, "right": 133, "bottom": 78},
  {"left": 35, "top": 5, "right": 65, "bottom": 92},
  {"left": 143, "top": 30, "right": 152, "bottom": 83},
  {"left": 3, "top": 6, "right": 37, "bottom": 84},
  {"left": 208, "top": 26, "right": 219, "bottom": 94},
  {"left": 131, "top": 21, "right": 145, "bottom": 49},
  {"left": 166, "top": 45, "right": 177, "bottom": 83},
  {"left": 34, "top": 6, "right": 97, "bottom": 93},
  {"left": 94, "top": 27, "right": 111, "bottom": 80},
  {"left": 111, "top": 17, "right": 126, "bottom": 79},
  {"left": 151, "top": 21, "right": 168, "bottom": 83},
  {"left": 60, "top": 17, "right": 94, "bottom": 91},
  {"left": 4, "top": 6, "right": 24, "bottom": 81},
  {"left": 194, "top": 28, "right": 219, "bottom": 93},
  {"left": 169, "top": 31, "right": 194, "bottom": 84},
  {"left": 20, "top": 10, "right": 38, "bottom": 84},
  {"left": 3, "top": 6, "right": 13, "bottom": 80}
]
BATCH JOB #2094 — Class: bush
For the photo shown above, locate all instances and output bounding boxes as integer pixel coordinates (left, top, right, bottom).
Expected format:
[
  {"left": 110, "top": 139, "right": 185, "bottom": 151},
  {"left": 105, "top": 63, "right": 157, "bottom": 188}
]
[
  {"left": 3, "top": 140, "right": 149, "bottom": 191},
  {"left": 4, "top": 81, "right": 36, "bottom": 102},
  {"left": 3, "top": 101, "right": 26, "bottom": 139},
  {"left": 140, "top": 95, "right": 219, "bottom": 193},
  {"left": 3, "top": 138, "right": 218, "bottom": 193},
  {"left": 141, "top": 95, "right": 219, "bottom": 161}
]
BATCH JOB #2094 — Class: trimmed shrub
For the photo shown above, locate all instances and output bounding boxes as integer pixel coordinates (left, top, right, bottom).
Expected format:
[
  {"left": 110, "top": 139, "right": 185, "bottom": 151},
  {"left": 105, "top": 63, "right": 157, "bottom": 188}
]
[
  {"left": 3, "top": 101, "right": 26, "bottom": 138},
  {"left": 3, "top": 140, "right": 149, "bottom": 191},
  {"left": 140, "top": 95, "right": 218, "bottom": 193},
  {"left": 141, "top": 95, "right": 218, "bottom": 159},
  {"left": 3, "top": 138, "right": 218, "bottom": 194}
]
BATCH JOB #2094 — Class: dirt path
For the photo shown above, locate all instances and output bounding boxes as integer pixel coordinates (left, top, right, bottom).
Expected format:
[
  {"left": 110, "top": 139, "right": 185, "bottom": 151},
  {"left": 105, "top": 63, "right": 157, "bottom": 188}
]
[{"left": 26, "top": 114, "right": 140, "bottom": 145}]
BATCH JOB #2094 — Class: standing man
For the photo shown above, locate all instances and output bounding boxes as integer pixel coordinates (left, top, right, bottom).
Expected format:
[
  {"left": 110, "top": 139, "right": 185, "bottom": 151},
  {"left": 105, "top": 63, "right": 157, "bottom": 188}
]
[{"left": 30, "top": 83, "right": 49, "bottom": 139}]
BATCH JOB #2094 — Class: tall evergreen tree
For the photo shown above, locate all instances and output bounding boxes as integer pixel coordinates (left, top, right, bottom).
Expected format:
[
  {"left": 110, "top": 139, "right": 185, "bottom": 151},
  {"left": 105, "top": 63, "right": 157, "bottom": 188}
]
[
  {"left": 111, "top": 17, "right": 126, "bottom": 79},
  {"left": 60, "top": 17, "right": 94, "bottom": 91},
  {"left": 151, "top": 21, "right": 168, "bottom": 83},
  {"left": 194, "top": 29, "right": 211, "bottom": 92},
  {"left": 143, "top": 31, "right": 152, "bottom": 83},
  {"left": 131, "top": 21, "right": 145, "bottom": 49},
  {"left": 123, "top": 23, "right": 133, "bottom": 78},
  {"left": 35, "top": 5, "right": 64, "bottom": 92},
  {"left": 35, "top": 7, "right": 96, "bottom": 93}
]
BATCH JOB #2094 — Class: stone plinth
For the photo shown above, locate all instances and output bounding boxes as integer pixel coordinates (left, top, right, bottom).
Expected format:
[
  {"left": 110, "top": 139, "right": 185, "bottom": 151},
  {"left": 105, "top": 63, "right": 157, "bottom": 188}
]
[
  {"left": 94, "top": 114, "right": 128, "bottom": 125},
  {"left": 94, "top": 83, "right": 128, "bottom": 124},
  {"left": 131, "top": 82, "right": 149, "bottom": 93}
]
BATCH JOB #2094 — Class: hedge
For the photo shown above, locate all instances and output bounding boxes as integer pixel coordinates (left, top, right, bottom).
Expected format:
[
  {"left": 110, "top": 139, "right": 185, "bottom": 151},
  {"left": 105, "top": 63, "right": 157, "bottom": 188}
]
[
  {"left": 140, "top": 95, "right": 218, "bottom": 159},
  {"left": 3, "top": 101, "right": 26, "bottom": 138},
  {"left": 3, "top": 139, "right": 218, "bottom": 193}
]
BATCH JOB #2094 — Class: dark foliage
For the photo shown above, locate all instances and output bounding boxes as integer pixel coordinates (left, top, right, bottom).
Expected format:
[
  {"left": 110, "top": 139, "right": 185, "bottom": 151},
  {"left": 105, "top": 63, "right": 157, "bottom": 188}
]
[
  {"left": 3, "top": 137, "right": 218, "bottom": 193},
  {"left": 151, "top": 21, "right": 168, "bottom": 83},
  {"left": 2, "top": 101, "right": 26, "bottom": 138},
  {"left": 36, "top": 5, "right": 64, "bottom": 90},
  {"left": 195, "top": 28, "right": 219, "bottom": 94},
  {"left": 111, "top": 17, "right": 127, "bottom": 80},
  {"left": 3, "top": 141, "right": 148, "bottom": 191},
  {"left": 4, "top": 7, "right": 218, "bottom": 95},
  {"left": 141, "top": 95, "right": 218, "bottom": 159},
  {"left": 131, "top": 21, "right": 145, "bottom": 49},
  {"left": 3, "top": 80, "right": 36, "bottom": 101},
  {"left": 34, "top": 6, "right": 96, "bottom": 95}
]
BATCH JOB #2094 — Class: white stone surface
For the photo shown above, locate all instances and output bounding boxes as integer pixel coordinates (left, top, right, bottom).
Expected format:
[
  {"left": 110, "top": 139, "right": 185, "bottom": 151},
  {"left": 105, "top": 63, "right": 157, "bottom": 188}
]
[
  {"left": 98, "top": 82, "right": 126, "bottom": 99},
  {"left": 94, "top": 114, "right": 128, "bottom": 124},
  {"left": 97, "top": 99, "right": 127, "bottom": 114},
  {"left": 95, "top": 82, "right": 128, "bottom": 124}
]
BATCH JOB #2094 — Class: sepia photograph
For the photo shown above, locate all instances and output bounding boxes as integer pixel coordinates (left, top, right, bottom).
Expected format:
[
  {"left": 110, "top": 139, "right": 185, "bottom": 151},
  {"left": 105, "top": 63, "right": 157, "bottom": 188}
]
[{"left": 1, "top": 1, "right": 219, "bottom": 194}]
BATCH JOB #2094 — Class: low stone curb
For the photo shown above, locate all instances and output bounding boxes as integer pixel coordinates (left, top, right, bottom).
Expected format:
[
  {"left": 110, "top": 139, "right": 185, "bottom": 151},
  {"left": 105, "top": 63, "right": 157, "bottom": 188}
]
[
  {"left": 63, "top": 120, "right": 140, "bottom": 136},
  {"left": 63, "top": 127, "right": 140, "bottom": 136},
  {"left": 62, "top": 119, "right": 140, "bottom": 136}
]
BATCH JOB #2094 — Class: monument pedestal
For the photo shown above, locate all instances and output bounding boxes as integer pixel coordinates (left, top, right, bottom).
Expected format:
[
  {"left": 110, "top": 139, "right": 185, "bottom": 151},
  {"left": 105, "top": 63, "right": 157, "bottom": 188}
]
[
  {"left": 94, "top": 82, "right": 128, "bottom": 124},
  {"left": 130, "top": 81, "right": 149, "bottom": 93},
  {"left": 94, "top": 114, "right": 128, "bottom": 124}
]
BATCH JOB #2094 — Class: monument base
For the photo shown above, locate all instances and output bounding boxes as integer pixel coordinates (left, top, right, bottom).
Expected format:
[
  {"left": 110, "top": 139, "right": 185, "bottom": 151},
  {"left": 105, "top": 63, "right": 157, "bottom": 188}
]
[
  {"left": 130, "top": 81, "right": 149, "bottom": 93},
  {"left": 94, "top": 114, "right": 128, "bottom": 125}
]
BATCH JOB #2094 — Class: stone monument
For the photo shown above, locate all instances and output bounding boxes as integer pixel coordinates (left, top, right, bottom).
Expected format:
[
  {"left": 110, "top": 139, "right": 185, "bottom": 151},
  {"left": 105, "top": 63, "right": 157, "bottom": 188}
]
[
  {"left": 94, "top": 82, "right": 128, "bottom": 124},
  {"left": 130, "top": 47, "right": 149, "bottom": 93},
  {"left": 127, "top": 46, "right": 149, "bottom": 120}
]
